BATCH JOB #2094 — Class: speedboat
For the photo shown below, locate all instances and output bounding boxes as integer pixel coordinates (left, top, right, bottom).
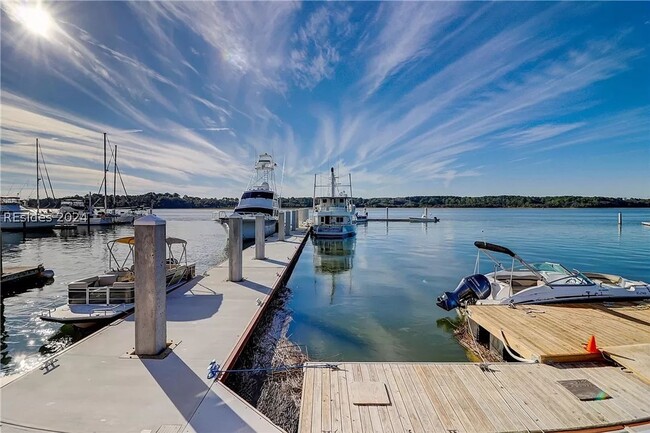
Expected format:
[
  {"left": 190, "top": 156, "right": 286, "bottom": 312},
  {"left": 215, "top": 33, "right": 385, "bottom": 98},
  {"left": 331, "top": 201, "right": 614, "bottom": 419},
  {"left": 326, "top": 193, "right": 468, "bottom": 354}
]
[
  {"left": 436, "top": 241, "right": 650, "bottom": 311},
  {"left": 409, "top": 208, "right": 439, "bottom": 223},
  {"left": 218, "top": 153, "right": 279, "bottom": 240},
  {"left": 312, "top": 167, "right": 356, "bottom": 239},
  {"left": 1, "top": 196, "right": 57, "bottom": 231},
  {"left": 39, "top": 236, "right": 196, "bottom": 327},
  {"left": 355, "top": 208, "right": 368, "bottom": 223}
]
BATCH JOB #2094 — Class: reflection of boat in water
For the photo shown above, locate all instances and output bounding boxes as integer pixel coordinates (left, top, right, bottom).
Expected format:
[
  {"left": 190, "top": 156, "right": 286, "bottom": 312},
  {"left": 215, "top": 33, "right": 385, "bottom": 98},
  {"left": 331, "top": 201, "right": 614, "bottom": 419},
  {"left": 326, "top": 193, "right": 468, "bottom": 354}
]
[
  {"left": 39, "top": 236, "right": 196, "bottom": 327},
  {"left": 217, "top": 153, "right": 279, "bottom": 240},
  {"left": 313, "top": 238, "right": 355, "bottom": 274},
  {"left": 436, "top": 241, "right": 650, "bottom": 311}
]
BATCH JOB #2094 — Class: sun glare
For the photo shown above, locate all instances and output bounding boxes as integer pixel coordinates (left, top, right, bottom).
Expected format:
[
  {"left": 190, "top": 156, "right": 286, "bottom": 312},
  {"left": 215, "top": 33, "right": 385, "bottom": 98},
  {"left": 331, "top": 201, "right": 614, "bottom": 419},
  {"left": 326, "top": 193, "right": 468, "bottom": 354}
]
[{"left": 16, "top": 5, "right": 53, "bottom": 38}]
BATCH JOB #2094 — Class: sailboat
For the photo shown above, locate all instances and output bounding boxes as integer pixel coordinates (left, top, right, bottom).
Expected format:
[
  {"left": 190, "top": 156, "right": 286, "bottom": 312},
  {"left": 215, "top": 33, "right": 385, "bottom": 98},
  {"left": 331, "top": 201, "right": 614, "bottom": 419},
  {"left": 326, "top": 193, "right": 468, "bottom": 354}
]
[{"left": 1, "top": 139, "right": 57, "bottom": 231}]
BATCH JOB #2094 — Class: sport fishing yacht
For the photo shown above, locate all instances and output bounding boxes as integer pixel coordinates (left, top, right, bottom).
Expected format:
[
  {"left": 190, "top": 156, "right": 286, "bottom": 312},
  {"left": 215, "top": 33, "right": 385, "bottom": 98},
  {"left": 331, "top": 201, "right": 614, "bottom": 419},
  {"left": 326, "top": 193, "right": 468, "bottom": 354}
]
[
  {"left": 436, "top": 241, "right": 650, "bottom": 311},
  {"left": 1, "top": 196, "right": 56, "bottom": 231},
  {"left": 39, "top": 236, "right": 196, "bottom": 327},
  {"left": 218, "top": 153, "right": 279, "bottom": 240},
  {"left": 312, "top": 168, "right": 356, "bottom": 238}
]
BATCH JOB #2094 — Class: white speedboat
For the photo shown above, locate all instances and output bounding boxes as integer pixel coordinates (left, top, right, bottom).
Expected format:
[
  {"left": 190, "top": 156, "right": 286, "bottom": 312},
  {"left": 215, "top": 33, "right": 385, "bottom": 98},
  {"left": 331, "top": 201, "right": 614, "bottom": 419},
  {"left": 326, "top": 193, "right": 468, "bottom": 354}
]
[
  {"left": 436, "top": 241, "right": 650, "bottom": 311},
  {"left": 219, "top": 153, "right": 279, "bottom": 240},
  {"left": 39, "top": 236, "right": 196, "bottom": 327},
  {"left": 355, "top": 208, "right": 368, "bottom": 223},
  {"left": 312, "top": 168, "right": 356, "bottom": 239},
  {"left": 1, "top": 196, "right": 57, "bottom": 231}
]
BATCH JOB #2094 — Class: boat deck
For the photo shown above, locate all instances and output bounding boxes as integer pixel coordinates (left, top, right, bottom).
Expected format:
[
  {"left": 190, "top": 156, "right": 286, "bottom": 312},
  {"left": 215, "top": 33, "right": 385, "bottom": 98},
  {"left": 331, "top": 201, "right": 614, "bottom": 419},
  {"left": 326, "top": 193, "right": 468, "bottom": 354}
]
[
  {"left": 1, "top": 231, "right": 309, "bottom": 433},
  {"left": 299, "top": 361, "right": 650, "bottom": 433},
  {"left": 466, "top": 302, "right": 650, "bottom": 363},
  {"left": 1, "top": 265, "right": 43, "bottom": 283}
]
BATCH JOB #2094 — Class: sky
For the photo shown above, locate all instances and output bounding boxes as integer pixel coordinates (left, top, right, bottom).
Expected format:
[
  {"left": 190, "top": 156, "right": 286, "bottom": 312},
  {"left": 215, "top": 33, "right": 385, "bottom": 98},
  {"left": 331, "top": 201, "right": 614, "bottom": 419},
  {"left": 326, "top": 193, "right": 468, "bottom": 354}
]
[{"left": 1, "top": 1, "right": 649, "bottom": 199}]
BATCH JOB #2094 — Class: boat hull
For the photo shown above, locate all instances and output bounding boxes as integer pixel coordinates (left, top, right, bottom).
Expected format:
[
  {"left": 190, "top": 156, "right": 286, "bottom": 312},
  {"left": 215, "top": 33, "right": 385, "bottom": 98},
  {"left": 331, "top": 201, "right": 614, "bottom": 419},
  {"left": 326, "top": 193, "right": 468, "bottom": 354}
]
[
  {"left": 313, "top": 224, "right": 356, "bottom": 239},
  {"left": 241, "top": 218, "right": 277, "bottom": 240},
  {"left": 0, "top": 220, "right": 57, "bottom": 231}
]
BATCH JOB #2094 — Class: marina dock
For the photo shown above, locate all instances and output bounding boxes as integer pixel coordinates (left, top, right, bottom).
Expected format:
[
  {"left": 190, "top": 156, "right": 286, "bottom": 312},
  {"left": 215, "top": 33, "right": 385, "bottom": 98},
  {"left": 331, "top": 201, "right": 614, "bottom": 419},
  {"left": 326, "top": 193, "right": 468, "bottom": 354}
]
[
  {"left": 466, "top": 302, "right": 650, "bottom": 365},
  {"left": 299, "top": 361, "right": 650, "bottom": 433},
  {"left": 1, "top": 230, "right": 309, "bottom": 433},
  {"left": 1, "top": 264, "right": 51, "bottom": 296}
]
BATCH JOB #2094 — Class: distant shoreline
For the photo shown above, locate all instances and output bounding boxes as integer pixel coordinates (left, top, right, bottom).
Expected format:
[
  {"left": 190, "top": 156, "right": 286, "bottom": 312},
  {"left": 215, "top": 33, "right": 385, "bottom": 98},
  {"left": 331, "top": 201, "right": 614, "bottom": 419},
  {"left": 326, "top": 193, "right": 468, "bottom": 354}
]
[{"left": 26, "top": 193, "right": 650, "bottom": 209}]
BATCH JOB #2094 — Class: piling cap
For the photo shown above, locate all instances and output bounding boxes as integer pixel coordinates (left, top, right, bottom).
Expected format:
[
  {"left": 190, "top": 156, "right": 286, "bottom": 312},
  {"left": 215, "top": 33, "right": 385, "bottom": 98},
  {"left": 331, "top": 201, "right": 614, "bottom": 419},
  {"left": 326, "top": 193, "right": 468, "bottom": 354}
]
[{"left": 134, "top": 214, "right": 166, "bottom": 226}]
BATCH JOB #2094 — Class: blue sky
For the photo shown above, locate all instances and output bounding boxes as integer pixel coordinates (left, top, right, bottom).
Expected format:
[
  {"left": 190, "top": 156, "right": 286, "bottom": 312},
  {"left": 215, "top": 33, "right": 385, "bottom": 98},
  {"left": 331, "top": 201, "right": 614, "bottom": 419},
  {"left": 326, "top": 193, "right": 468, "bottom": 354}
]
[{"left": 1, "top": 1, "right": 649, "bottom": 199}]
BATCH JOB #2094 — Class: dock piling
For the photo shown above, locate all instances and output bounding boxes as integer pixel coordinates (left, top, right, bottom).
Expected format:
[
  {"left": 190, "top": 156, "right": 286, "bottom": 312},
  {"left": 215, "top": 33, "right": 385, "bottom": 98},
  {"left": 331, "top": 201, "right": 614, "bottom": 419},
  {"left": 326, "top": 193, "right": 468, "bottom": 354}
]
[
  {"left": 255, "top": 214, "right": 265, "bottom": 260},
  {"left": 278, "top": 212, "right": 286, "bottom": 241},
  {"left": 285, "top": 210, "right": 291, "bottom": 235},
  {"left": 134, "top": 214, "right": 167, "bottom": 356},
  {"left": 291, "top": 210, "right": 297, "bottom": 231},
  {"left": 228, "top": 214, "right": 243, "bottom": 282},
  {"left": 618, "top": 212, "right": 623, "bottom": 225}
]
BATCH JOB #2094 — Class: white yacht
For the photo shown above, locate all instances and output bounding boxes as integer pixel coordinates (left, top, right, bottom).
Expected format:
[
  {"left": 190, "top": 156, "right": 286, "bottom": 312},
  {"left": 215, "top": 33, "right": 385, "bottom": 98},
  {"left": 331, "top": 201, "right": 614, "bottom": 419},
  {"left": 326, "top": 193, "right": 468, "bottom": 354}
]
[
  {"left": 218, "top": 153, "right": 279, "bottom": 240},
  {"left": 312, "top": 168, "right": 356, "bottom": 239},
  {"left": 1, "top": 196, "right": 57, "bottom": 231},
  {"left": 39, "top": 236, "right": 196, "bottom": 327},
  {"left": 436, "top": 241, "right": 650, "bottom": 311}
]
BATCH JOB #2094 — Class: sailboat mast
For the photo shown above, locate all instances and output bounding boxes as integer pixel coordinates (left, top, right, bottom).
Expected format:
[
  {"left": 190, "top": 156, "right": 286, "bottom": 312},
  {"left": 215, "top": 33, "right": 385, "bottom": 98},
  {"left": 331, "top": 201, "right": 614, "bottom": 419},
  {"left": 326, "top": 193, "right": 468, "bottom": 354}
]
[
  {"left": 349, "top": 173, "right": 352, "bottom": 198},
  {"left": 103, "top": 132, "right": 108, "bottom": 212},
  {"left": 313, "top": 174, "right": 317, "bottom": 212},
  {"left": 113, "top": 145, "right": 117, "bottom": 212},
  {"left": 331, "top": 167, "right": 335, "bottom": 197},
  {"left": 36, "top": 138, "right": 40, "bottom": 214}
]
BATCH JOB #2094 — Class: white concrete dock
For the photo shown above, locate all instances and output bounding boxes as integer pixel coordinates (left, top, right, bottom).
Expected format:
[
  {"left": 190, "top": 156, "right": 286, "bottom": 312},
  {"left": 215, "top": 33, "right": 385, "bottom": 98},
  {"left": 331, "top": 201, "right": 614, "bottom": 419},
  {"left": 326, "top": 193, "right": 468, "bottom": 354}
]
[{"left": 1, "top": 231, "right": 309, "bottom": 433}]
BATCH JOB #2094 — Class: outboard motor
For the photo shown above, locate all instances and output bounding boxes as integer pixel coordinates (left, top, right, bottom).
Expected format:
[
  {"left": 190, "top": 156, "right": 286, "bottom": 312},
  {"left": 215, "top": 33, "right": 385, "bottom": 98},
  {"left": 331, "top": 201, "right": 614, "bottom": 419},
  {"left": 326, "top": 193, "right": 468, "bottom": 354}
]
[{"left": 436, "top": 274, "right": 491, "bottom": 311}]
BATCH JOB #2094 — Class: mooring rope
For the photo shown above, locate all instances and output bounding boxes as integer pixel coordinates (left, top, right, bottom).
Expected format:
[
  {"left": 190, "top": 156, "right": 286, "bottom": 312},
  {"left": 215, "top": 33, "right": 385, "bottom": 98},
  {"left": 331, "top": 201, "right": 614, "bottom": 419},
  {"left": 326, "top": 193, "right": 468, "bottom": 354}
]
[{"left": 207, "top": 360, "right": 340, "bottom": 380}]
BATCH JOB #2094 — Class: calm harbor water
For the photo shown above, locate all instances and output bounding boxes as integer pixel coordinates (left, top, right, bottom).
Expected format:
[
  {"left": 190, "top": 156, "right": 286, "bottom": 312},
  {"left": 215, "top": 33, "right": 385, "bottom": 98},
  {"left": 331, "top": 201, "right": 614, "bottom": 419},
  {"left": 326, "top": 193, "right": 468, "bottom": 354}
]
[{"left": 2, "top": 208, "right": 649, "bottom": 374}]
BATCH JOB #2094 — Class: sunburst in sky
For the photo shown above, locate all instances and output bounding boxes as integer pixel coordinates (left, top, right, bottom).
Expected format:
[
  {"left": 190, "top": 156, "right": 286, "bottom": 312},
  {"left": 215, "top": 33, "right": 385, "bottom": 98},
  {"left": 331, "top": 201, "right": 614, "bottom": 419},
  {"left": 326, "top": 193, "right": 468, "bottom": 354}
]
[{"left": 1, "top": 2, "right": 649, "bottom": 199}]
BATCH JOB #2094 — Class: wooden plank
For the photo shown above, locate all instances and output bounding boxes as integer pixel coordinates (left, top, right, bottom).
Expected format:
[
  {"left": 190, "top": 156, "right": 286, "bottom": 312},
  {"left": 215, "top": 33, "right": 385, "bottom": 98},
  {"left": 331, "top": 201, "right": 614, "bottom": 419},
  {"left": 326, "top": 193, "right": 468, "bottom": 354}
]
[
  {"left": 415, "top": 364, "right": 465, "bottom": 432},
  {"left": 389, "top": 364, "right": 425, "bottom": 433},
  {"left": 343, "top": 364, "right": 364, "bottom": 433},
  {"left": 321, "top": 367, "right": 331, "bottom": 433},
  {"left": 299, "top": 365, "right": 315, "bottom": 433},
  {"left": 331, "top": 364, "right": 342, "bottom": 433},
  {"left": 367, "top": 364, "right": 392, "bottom": 433},
  {"left": 349, "top": 382, "right": 390, "bottom": 405},
  {"left": 359, "top": 363, "right": 384, "bottom": 433},
  {"left": 397, "top": 363, "right": 446, "bottom": 433},
  {"left": 336, "top": 364, "right": 354, "bottom": 433},
  {"left": 312, "top": 364, "right": 322, "bottom": 433},
  {"left": 602, "top": 343, "right": 650, "bottom": 384},
  {"left": 352, "top": 364, "right": 373, "bottom": 433},
  {"left": 381, "top": 363, "right": 414, "bottom": 433}
]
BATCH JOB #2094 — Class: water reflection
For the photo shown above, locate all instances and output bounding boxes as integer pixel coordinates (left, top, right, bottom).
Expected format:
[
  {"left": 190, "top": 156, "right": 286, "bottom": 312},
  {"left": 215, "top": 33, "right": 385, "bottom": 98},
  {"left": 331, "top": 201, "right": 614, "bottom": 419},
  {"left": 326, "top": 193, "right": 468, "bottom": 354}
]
[{"left": 312, "top": 237, "right": 355, "bottom": 274}]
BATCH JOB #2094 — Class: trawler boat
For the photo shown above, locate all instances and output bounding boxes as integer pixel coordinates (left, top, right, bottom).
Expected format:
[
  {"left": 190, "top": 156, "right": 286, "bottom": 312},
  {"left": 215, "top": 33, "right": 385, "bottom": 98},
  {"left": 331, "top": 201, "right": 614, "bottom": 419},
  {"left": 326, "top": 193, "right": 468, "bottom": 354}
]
[
  {"left": 218, "top": 153, "right": 279, "bottom": 240},
  {"left": 312, "top": 168, "right": 356, "bottom": 238},
  {"left": 1, "top": 196, "right": 56, "bottom": 231},
  {"left": 436, "top": 241, "right": 650, "bottom": 311},
  {"left": 39, "top": 236, "right": 196, "bottom": 327}
]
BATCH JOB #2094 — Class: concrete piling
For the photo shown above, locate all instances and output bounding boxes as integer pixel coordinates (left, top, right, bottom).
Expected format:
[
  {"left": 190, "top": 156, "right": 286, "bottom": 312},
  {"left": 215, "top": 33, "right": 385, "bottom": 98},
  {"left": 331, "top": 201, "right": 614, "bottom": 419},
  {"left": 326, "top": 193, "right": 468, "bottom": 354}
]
[
  {"left": 285, "top": 210, "right": 291, "bottom": 235},
  {"left": 291, "top": 210, "right": 297, "bottom": 231},
  {"left": 255, "top": 214, "right": 265, "bottom": 260},
  {"left": 618, "top": 212, "right": 623, "bottom": 225},
  {"left": 278, "top": 212, "right": 286, "bottom": 241},
  {"left": 228, "top": 214, "right": 243, "bottom": 282},
  {"left": 134, "top": 214, "right": 167, "bottom": 356}
]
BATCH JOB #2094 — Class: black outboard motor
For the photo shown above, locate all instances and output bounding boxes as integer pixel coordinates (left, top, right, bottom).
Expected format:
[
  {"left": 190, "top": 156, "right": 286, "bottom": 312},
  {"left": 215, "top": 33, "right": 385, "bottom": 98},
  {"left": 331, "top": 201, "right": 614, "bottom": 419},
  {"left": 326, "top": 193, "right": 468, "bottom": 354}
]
[{"left": 436, "top": 274, "right": 492, "bottom": 311}]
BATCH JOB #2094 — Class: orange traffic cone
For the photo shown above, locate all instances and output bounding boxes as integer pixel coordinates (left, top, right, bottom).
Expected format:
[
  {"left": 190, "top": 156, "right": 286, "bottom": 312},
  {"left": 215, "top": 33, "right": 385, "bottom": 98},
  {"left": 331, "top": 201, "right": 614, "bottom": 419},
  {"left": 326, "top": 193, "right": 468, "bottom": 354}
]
[{"left": 584, "top": 335, "right": 599, "bottom": 354}]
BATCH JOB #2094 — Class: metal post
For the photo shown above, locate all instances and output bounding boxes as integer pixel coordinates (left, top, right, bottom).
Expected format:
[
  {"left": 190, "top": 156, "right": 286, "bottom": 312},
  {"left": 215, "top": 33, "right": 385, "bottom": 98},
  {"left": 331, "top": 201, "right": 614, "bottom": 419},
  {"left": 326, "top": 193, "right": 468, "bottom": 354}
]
[
  {"left": 425, "top": 207, "right": 428, "bottom": 219},
  {"left": 618, "top": 212, "right": 622, "bottom": 225},
  {"left": 255, "top": 214, "right": 265, "bottom": 260},
  {"left": 386, "top": 207, "right": 389, "bottom": 220},
  {"left": 113, "top": 145, "right": 117, "bottom": 213},
  {"left": 134, "top": 214, "right": 167, "bottom": 356},
  {"left": 291, "top": 210, "right": 297, "bottom": 231},
  {"left": 278, "top": 212, "right": 285, "bottom": 241},
  {"left": 228, "top": 214, "right": 243, "bottom": 282},
  {"left": 35, "top": 138, "right": 40, "bottom": 214}
]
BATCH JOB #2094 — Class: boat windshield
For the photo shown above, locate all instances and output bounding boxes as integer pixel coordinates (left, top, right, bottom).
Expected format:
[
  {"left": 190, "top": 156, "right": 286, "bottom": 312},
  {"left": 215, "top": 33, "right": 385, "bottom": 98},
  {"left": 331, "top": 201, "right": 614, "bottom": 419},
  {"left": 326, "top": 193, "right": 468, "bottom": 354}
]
[{"left": 516, "top": 262, "right": 593, "bottom": 285}]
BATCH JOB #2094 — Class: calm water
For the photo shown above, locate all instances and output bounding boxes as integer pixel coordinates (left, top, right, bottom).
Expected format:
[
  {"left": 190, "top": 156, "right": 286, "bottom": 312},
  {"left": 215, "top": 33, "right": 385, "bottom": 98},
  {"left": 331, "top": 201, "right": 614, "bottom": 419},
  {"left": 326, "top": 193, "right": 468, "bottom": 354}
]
[{"left": 2, "top": 208, "right": 649, "bottom": 374}]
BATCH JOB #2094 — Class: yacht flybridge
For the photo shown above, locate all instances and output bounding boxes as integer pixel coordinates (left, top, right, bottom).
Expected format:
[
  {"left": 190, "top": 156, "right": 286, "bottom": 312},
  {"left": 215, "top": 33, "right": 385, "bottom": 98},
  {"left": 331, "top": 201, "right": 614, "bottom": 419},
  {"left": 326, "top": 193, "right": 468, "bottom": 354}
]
[
  {"left": 218, "top": 153, "right": 279, "bottom": 240},
  {"left": 312, "top": 167, "right": 356, "bottom": 239},
  {"left": 436, "top": 241, "right": 650, "bottom": 311}
]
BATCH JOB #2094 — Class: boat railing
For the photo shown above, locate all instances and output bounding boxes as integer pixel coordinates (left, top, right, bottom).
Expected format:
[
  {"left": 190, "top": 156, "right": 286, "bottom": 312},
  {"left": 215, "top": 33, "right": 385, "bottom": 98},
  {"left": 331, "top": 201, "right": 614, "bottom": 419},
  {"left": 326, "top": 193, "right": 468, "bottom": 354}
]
[
  {"left": 68, "top": 283, "right": 135, "bottom": 305},
  {"left": 90, "top": 304, "right": 127, "bottom": 316},
  {"left": 38, "top": 298, "right": 65, "bottom": 318}
]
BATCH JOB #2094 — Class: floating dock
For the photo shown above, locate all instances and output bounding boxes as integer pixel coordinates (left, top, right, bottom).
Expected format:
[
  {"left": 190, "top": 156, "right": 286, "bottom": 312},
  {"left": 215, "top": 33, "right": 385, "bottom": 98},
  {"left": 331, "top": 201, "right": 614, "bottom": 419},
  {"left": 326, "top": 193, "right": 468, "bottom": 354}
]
[
  {"left": 299, "top": 362, "right": 650, "bottom": 433},
  {"left": 466, "top": 302, "right": 650, "bottom": 364},
  {"left": 1, "top": 231, "right": 309, "bottom": 433},
  {"left": 1, "top": 264, "right": 51, "bottom": 296}
]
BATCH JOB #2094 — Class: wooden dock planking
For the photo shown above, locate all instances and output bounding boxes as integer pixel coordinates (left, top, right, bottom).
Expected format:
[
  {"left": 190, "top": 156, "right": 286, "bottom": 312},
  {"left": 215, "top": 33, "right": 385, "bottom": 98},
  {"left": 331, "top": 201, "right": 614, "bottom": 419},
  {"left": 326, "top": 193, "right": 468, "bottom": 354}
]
[
  {"left": 467, "top": 303, "right": 650, "bottom": 363},
  {"left": 602, "top": 343, "right": 650, "bottom": 384},
  {"left": 300, "top": 362, "right": 650, "bottom": 433}
]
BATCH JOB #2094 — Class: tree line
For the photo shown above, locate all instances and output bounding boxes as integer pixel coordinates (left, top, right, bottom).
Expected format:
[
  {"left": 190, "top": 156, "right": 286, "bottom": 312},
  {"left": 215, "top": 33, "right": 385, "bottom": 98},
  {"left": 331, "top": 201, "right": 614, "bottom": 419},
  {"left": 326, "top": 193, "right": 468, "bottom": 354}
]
[{"left": 26, "top": 193, "right": 650, "bottom": 209}]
